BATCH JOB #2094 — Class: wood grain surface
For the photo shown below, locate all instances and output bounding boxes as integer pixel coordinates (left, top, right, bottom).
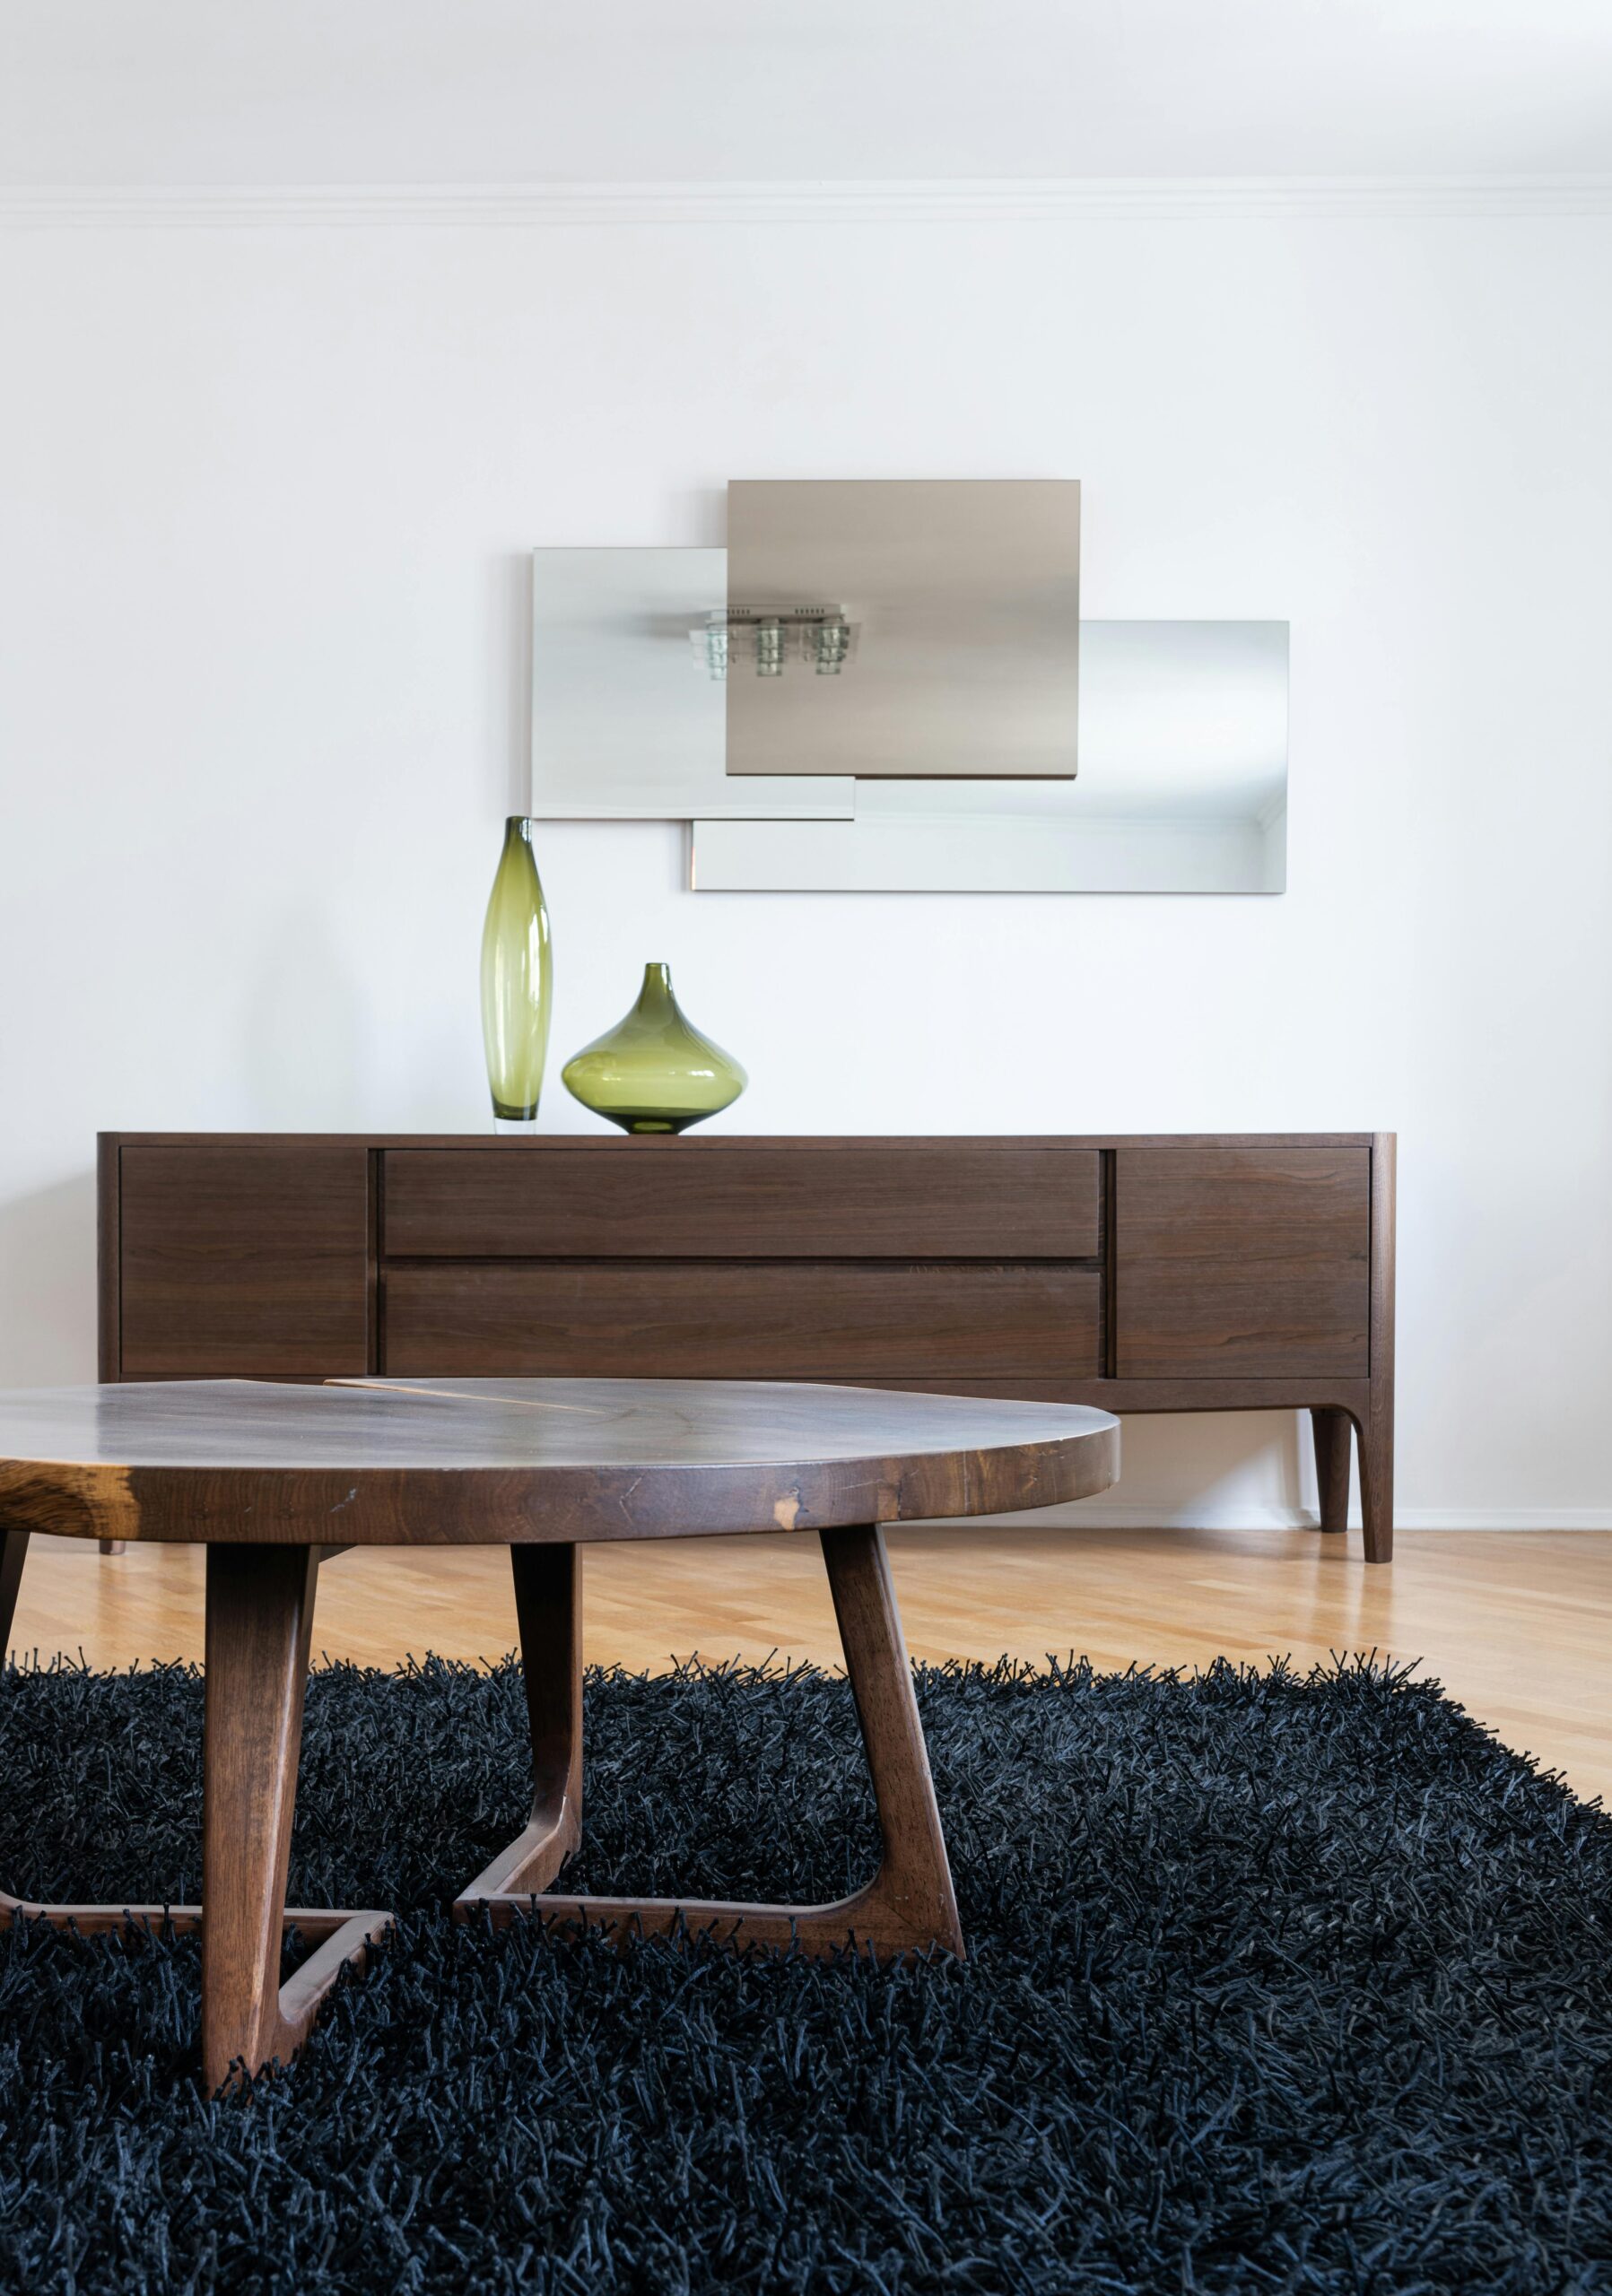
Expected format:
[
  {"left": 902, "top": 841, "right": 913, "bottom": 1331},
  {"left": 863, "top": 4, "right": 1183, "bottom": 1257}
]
[
  {"left": 383, "top": 1141, "right": 1101, "bottom": 1259},
  {"left": 118, "top": 1141, "right": 370, "bottom": 1378},
  {"left": 0, "top": 1374, "right": 1118, "bottom": 2074},
  {"left": 1115, "top": 1144, "right": 1371, "bottom": 1379},
  {"left": 379, "top": 1262, "right": 1103, "bottom": 1381},
  {"left": 0, "top": 1377, "right": 1120, "bottom": 1545},
  {"left": 99, "top": 1131, "right": 1397, "bottom": 1556},
  {"left": 459, "top": 1524, "right": 966, "bottom": 1961},
  {"left": 199, "top": 1544, "right": 388, "bottom": 2090}
]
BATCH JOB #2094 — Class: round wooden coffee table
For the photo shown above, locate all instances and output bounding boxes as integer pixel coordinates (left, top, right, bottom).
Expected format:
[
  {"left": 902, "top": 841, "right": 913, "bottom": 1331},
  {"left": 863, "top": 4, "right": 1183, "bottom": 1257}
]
[{"left": 0, "top": 1375, "right": 1120, "bottom": 2090}]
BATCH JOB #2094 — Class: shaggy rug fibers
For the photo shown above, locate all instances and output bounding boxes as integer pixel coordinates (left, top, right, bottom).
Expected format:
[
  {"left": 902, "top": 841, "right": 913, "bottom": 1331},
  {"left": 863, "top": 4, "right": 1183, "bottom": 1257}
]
[{"left": 0, "top": 1654, "right": 1609, "bottom": 2294}]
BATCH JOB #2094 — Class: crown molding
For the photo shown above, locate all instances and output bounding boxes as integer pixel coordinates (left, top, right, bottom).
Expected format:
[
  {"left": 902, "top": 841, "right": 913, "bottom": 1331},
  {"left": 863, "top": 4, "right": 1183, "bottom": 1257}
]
[{"left": 2, "top": 176, "right": 1611, "bottom": 229}]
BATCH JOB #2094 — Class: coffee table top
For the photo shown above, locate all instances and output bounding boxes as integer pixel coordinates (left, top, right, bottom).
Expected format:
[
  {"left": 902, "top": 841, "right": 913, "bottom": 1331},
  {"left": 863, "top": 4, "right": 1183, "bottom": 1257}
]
[{"left": 0, "top": 1377, "right": 1119, "bottom": 1546}]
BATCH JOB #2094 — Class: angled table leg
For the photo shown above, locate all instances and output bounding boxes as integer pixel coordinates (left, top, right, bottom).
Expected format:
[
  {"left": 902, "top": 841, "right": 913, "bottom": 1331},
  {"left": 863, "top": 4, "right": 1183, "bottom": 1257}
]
[
  {"left": 201, "top": 1544, "right": 388, "bottom": 2092},
  {"left": 456, "top": 1544, "right": 583, "bottom": 1902},
  {"left": 0, "top": 1531, "right": 388, "bottom": 2093},
  {"left": 457, "top": 1523, "right": 964, "bottom": 1962}
]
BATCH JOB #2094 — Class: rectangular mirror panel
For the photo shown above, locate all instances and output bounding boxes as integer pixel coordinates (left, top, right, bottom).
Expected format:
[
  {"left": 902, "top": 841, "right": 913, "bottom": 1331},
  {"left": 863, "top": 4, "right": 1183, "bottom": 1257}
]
[
  {"left": 530, "top": 547, "right": 854, "bottom": 821},
  {"left": 693, "top": 622, "right": 1287, "bottom": 892},
  {"left": 725, "top": 480, "right": 1081, "bottom": 779}
]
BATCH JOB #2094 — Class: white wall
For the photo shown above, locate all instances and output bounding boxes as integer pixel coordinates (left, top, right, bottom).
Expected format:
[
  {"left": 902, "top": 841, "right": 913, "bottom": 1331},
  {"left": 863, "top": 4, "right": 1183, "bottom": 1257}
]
[{"left": 2, "top": 197, "right": 1609, "bottom": 1526}]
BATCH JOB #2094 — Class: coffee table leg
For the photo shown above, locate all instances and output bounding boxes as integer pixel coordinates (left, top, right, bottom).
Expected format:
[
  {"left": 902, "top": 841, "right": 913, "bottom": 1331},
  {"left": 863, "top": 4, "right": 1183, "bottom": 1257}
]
[
  {"left": 2, "top": 1535, "right": 388, "bottom": 2089},
  {"left": 820, "top": 1520, "right": 963, "bottom": 1954},
  {"left": 457, "top": 1544, "right": 583, "bottom": 1901},
  {"left": 202, "top": 1544, "right": 388, "bottom": 2092},
  {"left": 457, "top": 1523, "right": 964, "bottom": 1961}
]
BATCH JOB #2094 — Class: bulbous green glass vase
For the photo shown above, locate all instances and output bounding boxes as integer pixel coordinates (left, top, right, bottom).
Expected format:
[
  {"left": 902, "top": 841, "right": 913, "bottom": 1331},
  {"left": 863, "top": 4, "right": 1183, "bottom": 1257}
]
[
  {"left": 480, "top": 817, "right": 553, "bottom": 1126},
  {"left": 562, "top": 963, "right": 746, "bottom": 1135}
]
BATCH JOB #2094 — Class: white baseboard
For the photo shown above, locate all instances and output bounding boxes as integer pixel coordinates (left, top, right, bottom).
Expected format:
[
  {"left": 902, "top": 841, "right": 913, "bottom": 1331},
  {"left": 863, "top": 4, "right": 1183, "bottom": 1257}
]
[
  {"left": 913, "top": 1505, "right": 1612, "bottom": 1533},
  {"left": 1385, "top": 1509, "right": 1612, "bottom": 1532}
]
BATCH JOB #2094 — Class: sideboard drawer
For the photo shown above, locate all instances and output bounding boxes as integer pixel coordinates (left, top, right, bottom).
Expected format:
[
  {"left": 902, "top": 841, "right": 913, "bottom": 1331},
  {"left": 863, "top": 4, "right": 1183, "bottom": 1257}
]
[
  {"left": 382, "top": 1143, "right": 1101, "bottom": 1259},
  {"left": 382, "top": 1262, "right": 1102, "bottom": 1380},
  {"left": 1115, "top": 1144, "right": 1371, "bottom": 1378}
]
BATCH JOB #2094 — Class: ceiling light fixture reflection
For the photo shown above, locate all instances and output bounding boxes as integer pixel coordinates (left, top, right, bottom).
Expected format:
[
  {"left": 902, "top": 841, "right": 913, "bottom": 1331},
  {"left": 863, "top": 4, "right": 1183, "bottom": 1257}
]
[{"left": 690, "top": 605, "right": 858, "bottom": 681}]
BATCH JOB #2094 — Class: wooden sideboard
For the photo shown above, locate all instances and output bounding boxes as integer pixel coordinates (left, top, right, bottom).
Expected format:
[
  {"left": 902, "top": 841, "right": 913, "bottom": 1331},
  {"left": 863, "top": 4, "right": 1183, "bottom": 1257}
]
[{"left": 97, "top": 1132, "right": 1396, "bottom": 1560}]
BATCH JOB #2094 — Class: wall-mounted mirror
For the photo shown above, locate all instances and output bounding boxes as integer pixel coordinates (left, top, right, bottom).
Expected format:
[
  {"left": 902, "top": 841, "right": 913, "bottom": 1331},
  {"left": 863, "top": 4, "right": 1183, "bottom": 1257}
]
[
  {"left": 530, "top": 547, "right": 852, "bottom": 819},
  {"left": 696, "top": 620, "right": 1287, "bottom": 892},
  {"left": 725, "top": 480, "right": 1081, "bottom": 781},
  {"left": 530, "top": 537, "right": 1285, "bottom": 894}
]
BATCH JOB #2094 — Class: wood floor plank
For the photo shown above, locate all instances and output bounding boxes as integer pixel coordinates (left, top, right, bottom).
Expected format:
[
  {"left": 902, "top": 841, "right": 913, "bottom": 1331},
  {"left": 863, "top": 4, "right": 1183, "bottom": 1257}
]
[{"left": 8, "top": 1526, "right": 1610, "bottom": 1807}]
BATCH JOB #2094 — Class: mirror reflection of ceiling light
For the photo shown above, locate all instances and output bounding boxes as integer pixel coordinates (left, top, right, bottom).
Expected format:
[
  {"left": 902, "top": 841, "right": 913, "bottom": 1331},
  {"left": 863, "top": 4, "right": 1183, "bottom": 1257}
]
[{"left": 690, "top": 606, "right": 858, "bottom": 680}]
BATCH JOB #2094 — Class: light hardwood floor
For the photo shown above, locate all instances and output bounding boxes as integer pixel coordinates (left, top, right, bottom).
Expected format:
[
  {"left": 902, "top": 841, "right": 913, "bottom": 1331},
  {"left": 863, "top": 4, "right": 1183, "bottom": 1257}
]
[{"left": 10, "top": 1524, "right": 1611, "bottom": 1808}]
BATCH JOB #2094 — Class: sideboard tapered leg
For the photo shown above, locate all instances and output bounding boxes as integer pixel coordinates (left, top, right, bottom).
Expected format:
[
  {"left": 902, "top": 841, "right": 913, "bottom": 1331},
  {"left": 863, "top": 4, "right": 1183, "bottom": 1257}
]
[
  {"left": 1355, "top": 1403, "right": 1395, "bottom": 1566},
  {"left": 1310, "top": 1409, "right": 1352, "bottom": 1535}
]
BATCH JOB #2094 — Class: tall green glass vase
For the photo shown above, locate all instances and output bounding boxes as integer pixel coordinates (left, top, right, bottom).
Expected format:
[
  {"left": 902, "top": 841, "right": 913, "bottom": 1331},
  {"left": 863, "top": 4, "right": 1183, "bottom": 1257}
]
[
  {"left": 562, "top": 962, "right": 746, "bottom": 1135},
  {"left": 480, "top": 817, "right": 553, "bottom": 1127}
]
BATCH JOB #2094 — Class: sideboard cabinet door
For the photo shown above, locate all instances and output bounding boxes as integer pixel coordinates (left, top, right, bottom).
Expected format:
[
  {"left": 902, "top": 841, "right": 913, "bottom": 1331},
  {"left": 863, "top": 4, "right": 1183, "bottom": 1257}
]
[
  {"left": 1114, "top": 1144, "right": 1371, "bottom": 1379},
  {"left": 117, "top": 1144, "right": 370, "bottom": 1378}
]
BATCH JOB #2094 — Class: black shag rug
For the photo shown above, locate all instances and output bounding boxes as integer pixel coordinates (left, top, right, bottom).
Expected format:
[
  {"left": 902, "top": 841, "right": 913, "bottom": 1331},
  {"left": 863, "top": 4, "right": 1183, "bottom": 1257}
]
[{"left": 2, "top": 1653, "right": 1611, "bottom": 2294}]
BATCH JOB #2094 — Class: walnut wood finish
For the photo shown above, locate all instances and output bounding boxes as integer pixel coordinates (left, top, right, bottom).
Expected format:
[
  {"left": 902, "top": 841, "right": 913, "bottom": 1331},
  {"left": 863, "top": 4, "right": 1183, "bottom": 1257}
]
[
  {"left": 1311, "top": 1407, "right": 1353, "bottom": 1534},
  {"left": 118, "top": 1142, "right": 370, "bottom": 1378},
  {"left": 466, "top": 1522, "right": 963, "bottom": 1960},
  {"left": 98, "top": 1132, "right": 1396, "bottom": 1559},
  {"left": 97, "top": 1138, "right": 122, "bottom": 1383},
  {"left": 383, "top": 1262, "right": 1102, "bottom": 1382},
  {"left": 384, "top": 1142, "right": 1101, "bottom": 1259},
  {"left": 96, "top": 1145, "right": 125, "bottom": 1554},
  {"left": 0, "top": 1525, "right": 387, "bottom": 2092},
  {"left": 456, "top": 1544, "right": 584, "bottom": 1901},
  {"left": 0, "top": 1378, "right": 1120, "bottom": 1545},
  {"left": 1115, "top": 1145, "right": 1371, "bottom": 1379},
  {"left": 200, "top": 1544, "right": 388, "bottom": 2092},
  {"left": 1, "top": 1377, "right": 1114, "bottom": 2077}
]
